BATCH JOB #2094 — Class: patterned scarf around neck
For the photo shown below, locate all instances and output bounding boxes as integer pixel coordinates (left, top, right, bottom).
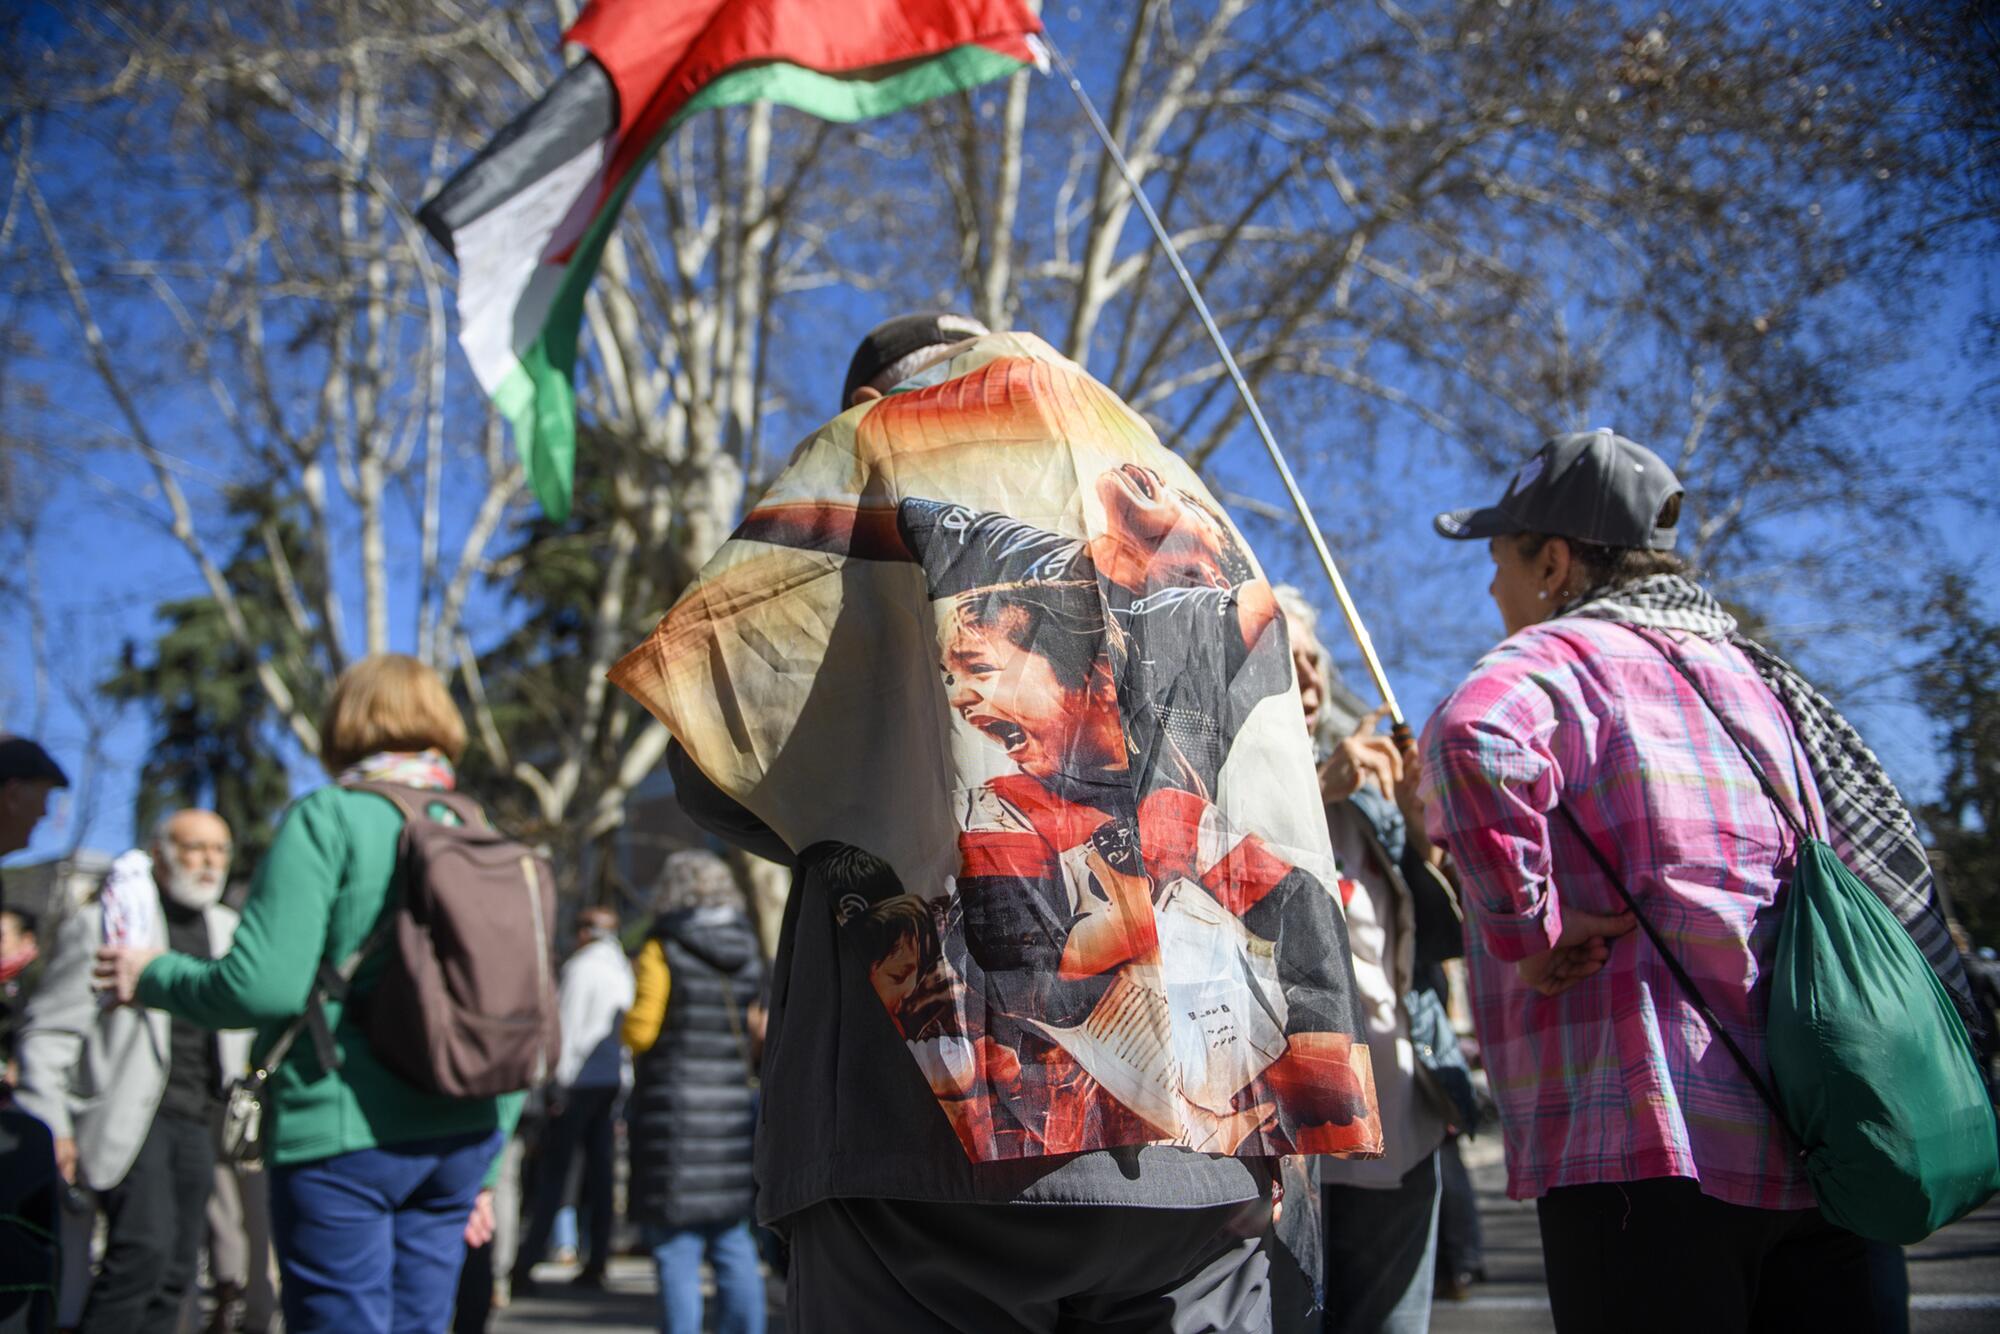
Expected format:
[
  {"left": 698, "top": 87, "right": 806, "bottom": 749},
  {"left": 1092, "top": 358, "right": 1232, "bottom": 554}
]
[
  {"left": 1559, "top": 574, "right": 1981, "bottom": 1037},
  {"left": 338, "top": 749, "right": 457, "bottom": 791}
]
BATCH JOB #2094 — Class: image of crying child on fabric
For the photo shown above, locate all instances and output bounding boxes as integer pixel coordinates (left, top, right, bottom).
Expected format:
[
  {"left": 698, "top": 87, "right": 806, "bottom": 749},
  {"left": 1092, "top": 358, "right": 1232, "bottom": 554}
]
[
  {"left": 614, "top": 333, "right": 1383, "bottom": 1168},
  {"left": 824, "top": 477, "right": 1381, "bottom": 1160}
]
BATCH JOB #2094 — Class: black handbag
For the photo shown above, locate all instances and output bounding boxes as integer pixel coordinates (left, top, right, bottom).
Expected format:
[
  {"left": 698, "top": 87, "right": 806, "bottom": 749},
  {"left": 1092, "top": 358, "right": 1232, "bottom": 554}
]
[{"left": 220, "top": 933, "right": 380, "bottom": 1167}]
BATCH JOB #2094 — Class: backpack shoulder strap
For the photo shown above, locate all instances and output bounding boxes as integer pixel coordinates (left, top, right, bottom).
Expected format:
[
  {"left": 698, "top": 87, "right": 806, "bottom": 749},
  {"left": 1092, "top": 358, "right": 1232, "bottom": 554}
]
[{"left": 343, "top": 781, "right": 488, "bottom": 830}]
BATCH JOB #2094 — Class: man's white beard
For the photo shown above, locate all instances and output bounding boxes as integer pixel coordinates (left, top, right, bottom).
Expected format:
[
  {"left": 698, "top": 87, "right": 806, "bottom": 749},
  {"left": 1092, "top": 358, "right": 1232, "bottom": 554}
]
[{"left": 162, "top": 861, "right": 225, "bottom": 910}]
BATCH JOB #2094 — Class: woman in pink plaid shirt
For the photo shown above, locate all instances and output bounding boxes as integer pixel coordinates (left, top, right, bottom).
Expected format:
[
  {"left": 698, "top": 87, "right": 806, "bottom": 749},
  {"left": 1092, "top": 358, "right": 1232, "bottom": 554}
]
[{"left": 1417, "top": 430, "right": 1906, "bottom": 1333}]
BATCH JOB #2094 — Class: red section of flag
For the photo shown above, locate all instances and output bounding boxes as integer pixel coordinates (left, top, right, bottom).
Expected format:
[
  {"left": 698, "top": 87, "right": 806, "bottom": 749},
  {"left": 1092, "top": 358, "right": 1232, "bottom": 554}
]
[{"left": 566, "top": 0, "right": 1041, "bottom": 185}]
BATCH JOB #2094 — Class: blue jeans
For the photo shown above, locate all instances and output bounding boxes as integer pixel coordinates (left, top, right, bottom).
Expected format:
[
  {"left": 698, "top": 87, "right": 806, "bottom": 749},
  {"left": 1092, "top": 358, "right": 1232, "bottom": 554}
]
[
  {"left": 270, "top": 1129, "right": 503, "bottom": 1334},
  {"left": 645, "top": 1219, "right": 766, "bottom": 1334},
  {"left": 552, "top": 1204, "right": 579, "bottom": 1256}
]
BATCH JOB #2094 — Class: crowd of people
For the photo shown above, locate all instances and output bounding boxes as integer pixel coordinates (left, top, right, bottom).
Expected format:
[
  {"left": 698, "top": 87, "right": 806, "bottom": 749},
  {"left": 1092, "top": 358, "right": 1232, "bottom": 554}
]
[{"left": 0, "top": 313, "right": 1993, "bottom": 1334}]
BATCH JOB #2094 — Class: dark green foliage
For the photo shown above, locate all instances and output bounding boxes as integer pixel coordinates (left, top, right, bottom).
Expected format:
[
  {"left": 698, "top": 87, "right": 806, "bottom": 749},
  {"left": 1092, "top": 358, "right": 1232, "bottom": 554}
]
[
  {"left": 100, "top": 503, "right": 326, "bottom": 879},
  {"left": 1914, "top": 572, "right": 2000, "bottom": 947},
  {"left": 455, "top": 452, "right": 682, "bottom": 913}
]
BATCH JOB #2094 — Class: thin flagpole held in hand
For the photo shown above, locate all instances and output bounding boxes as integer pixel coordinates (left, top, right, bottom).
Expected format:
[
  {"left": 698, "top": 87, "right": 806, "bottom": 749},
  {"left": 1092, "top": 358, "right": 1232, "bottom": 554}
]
[{"left": 1036, "top": 33, "right": 1411, "bottom": 743}]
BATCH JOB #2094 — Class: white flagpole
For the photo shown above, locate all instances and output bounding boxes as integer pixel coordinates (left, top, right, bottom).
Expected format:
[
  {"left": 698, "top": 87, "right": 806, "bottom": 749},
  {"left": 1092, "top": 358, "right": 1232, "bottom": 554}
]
[{"left": 1037, "top": 33, "right": 1409, "bottom": 740}]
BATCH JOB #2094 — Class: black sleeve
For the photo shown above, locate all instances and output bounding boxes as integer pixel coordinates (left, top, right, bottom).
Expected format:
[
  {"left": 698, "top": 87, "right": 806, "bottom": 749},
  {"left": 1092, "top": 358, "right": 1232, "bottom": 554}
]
[
  {"left": 666, "top": 741, "right": 795, "bottom": 868},
  {"left": 957, "top": 872, "right": 1072, "bottom": 977},
  {"left": 1123, "top": 585, "right": 1292, "bottom": 788},
  {"left": 1242, "top": 866, "right": 1363, "bottom": 1038},
  {"left": 896, "top": 499, "right": 1087, "bottom": 598}
]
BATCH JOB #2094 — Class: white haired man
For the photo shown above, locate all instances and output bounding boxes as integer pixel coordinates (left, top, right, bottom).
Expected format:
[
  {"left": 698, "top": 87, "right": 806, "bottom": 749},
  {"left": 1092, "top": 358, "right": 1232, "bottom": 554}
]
[{"left": 15, "top": 810, "right": 251, "bottom": 1334}]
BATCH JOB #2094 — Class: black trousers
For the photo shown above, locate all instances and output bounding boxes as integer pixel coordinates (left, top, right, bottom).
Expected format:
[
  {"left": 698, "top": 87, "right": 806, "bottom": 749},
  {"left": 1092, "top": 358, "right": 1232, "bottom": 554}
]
[
  {"left": 1320, "top": 1151, "right": 1439, "bottom": 1332},
  {"left": 785, "top": 1197, "right": 1274, "bottom": 1333},
  {"left": 1433, "top": 1135, "right": 1483, "bottom": 1279},
  {"left": 0, "top": 1106, "right": 60, "bottom": 1334},
  {"left": 80, "top": 1110, "right": 215, "bottom": 1334},
  {"left": 453, "top": 1238, "right": 494, "bottom": 1334},
  {"left": 1536, "top": 1177, "right": 1902, "bottom": 1334},
  {"left": 514, "top": 1083, "right": 618, "bottom": 1276}
]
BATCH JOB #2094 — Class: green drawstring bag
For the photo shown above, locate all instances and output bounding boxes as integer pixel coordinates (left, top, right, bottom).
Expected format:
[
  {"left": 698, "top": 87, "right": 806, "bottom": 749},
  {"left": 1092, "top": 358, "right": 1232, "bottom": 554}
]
[
  {"left": 1766, "top": 839, "right": 2000, "bottom": 1243},
  {"left": 1556, "top": 635, "right": 2000, "bottom": 1245}
]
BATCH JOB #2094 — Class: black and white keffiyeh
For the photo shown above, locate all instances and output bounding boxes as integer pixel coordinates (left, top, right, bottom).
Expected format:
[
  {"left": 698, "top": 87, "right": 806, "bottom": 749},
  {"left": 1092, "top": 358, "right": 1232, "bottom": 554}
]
[{"left": 1560, "top": 573, "right": 1982, "bottom": 1037}]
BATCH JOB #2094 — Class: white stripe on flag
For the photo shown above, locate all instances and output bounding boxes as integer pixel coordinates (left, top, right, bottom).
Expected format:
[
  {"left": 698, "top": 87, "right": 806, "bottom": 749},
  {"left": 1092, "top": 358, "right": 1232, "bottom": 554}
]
[{"left": 451, "top": 141, "right": 607, "bottom": 391}]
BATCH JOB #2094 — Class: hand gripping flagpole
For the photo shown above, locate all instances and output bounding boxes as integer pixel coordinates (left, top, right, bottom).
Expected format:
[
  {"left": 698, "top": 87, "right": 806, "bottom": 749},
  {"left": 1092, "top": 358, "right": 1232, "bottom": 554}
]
[{"left": 1037, "top": 34, "right": 1411, "bottom": 743}]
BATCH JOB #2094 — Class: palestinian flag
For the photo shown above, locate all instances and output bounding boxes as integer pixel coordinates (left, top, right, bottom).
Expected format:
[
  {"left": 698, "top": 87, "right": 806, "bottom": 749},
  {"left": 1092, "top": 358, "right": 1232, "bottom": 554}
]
[{"left": 418, "top": 0, "right": 1045, "bottom": 521}]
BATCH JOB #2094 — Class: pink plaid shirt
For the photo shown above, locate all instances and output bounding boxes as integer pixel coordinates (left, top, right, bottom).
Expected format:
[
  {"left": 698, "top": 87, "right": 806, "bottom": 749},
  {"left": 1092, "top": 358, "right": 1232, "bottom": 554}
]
[{"left": 1421, "top": 617, "right": 1819, "bottom": 1209}]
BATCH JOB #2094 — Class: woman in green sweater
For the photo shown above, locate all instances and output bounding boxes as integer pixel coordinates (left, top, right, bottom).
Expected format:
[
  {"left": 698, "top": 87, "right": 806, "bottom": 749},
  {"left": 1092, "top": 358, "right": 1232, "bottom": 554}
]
[{"left": 95, "top": 654, "right": 523, "bottom": 1333}]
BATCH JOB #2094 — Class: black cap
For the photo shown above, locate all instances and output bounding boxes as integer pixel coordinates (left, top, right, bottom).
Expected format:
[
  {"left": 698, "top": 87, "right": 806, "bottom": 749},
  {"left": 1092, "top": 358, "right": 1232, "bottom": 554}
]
[
  {"left": 839, "top": 312, "right": 990, "bottom": 410},
  {"left": 0, "top": 737, "right": 69, "bottom": 788},
  {"left": 1434, "top": 429, "right": 1683, "bottom": 552}
]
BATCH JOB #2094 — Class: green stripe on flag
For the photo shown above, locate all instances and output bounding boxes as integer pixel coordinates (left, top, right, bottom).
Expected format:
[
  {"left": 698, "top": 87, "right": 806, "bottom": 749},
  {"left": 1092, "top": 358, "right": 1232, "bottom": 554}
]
[
  {"left": 677, "top": 42, "right": 1029, "bottom": 125},
  {"left": 494, "top": 344, "right": 579, "bottom": 522},
  {"left": 509, "top": 43, "right": 1029, "bottom": 521}
]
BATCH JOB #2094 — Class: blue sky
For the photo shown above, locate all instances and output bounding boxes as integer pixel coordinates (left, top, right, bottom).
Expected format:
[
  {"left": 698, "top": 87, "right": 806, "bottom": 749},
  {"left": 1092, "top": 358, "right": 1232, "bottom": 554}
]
[{"left": 6, "top": 3, "right": 1995, "bottom": 867}]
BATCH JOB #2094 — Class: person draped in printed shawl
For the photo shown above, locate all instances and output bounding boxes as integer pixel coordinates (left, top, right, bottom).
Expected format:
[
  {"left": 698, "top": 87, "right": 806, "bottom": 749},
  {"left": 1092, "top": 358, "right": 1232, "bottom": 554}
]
[
  {"left": 895, "top": 497, "right": 1366, "bottom": 1156},
  {"left": 615, "top": 326, "right": 1381, "bottom": 1162},
  {"left": 612, "top": 318, "right": 1383, "bottom": 1330}
]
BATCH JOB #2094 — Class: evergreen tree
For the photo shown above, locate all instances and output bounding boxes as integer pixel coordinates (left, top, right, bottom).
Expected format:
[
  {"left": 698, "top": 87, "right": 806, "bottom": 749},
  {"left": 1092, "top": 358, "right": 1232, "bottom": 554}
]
[
  {"left": 1914, "top": 573, "right": 2000, "bottom": 946},
  {"left": 101, "top": 504, "right": 326, "bottom": 878},
  {"left": 457, "top": 451, "right": 678, "bottom": 909}
]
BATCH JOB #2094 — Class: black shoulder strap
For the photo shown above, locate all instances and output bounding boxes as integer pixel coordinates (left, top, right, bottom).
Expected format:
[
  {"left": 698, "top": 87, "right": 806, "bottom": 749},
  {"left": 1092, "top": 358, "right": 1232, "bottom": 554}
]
[
  {"left": 716, "top": 970, "right": 762, "bottom": 1089},
  {"left": 1551, "top": 802, "right": 1801, "bottom": 1160},
  {"left": 250, "top": 918, "right": 391, "bottom": 1080},
  {"left": 1627, "top": 628, "right": 1817, "bottom": 843}
]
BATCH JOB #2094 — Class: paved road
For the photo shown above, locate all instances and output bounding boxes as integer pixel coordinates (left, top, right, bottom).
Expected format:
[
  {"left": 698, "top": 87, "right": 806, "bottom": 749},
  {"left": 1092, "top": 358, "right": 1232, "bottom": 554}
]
[
  {"left": 496, "top": 1144, "right": 2000, "bottom": 1332},
  {"left": 1430, "top": 1139, "right": 2000, "bottom": 1333},
  {"left": 493, "top": 1257, "right": 784, "bottom": 1332}
]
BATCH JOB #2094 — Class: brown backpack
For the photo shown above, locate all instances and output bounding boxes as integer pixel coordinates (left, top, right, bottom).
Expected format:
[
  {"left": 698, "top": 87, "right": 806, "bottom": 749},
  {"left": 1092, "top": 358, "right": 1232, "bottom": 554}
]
[{"left": 344, "top": 781, "right": 561, "bottom": 1098}]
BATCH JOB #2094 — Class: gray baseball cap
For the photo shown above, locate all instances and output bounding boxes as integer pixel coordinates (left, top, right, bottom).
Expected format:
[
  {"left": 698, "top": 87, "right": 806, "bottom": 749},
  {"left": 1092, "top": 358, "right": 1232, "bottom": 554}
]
[{"left": 1433, "top": 429, "right": 1683, "bottom": 551}]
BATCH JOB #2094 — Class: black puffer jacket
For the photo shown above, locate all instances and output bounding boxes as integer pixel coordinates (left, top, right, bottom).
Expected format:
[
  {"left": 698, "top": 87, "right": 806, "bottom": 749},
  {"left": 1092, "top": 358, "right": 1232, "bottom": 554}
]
[{"left": 627, "top": 907, "right": 762, "bottom": 1229}]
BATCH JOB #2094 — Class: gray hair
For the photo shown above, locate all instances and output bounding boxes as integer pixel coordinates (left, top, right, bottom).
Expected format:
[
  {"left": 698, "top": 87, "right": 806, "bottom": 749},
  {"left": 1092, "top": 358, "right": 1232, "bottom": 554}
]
[
  {"left": 1271, "top": 584, "right": 1359, "bottom": 751},
  {"left": 1271, "top": 583, "right": 1322, "bottom": 646},
  {"left": 653, "top": 850, "right": 743, "bottom": 915},
  {"left": 149, "top": 809, "right": 232, "bottom": 856}
]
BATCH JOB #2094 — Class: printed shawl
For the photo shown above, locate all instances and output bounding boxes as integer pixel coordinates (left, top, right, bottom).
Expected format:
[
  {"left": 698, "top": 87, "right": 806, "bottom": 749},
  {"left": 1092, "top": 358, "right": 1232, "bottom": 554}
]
[{"left": 612, "top": 332, "right": 1383, "bottom": 1164}]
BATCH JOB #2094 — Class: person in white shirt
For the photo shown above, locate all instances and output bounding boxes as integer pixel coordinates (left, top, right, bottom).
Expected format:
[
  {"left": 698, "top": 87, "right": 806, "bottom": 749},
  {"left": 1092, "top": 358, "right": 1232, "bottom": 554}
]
[
  {"left": 1278, "top": 589, "right": 1468, "bottom": 1334},
  {"left": 511, "top": 906, "right": 634, "bottom": 1292}
]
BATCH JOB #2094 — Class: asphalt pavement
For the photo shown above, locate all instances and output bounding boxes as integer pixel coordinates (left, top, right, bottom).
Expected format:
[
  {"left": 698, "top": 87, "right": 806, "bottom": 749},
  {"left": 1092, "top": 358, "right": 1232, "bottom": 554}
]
[
  {"left": 494, "top": 1140, "right": 2000, "bottom": 1333},
  {"left": 1429, "top": 1137, "right": 2000, "bottom": 1334}
]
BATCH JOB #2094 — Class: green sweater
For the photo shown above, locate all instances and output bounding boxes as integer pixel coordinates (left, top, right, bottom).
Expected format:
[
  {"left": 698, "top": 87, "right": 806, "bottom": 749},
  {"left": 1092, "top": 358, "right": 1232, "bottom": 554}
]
[{"left": 138, "top": 785, "right": 523, "bottom": 1173}]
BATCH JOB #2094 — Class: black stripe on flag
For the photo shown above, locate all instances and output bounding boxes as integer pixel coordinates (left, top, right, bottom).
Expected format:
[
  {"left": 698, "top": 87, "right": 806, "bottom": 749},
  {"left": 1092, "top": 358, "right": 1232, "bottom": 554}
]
[{"left": 416, "top": 56, "right": 620, "bottom": 257}]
